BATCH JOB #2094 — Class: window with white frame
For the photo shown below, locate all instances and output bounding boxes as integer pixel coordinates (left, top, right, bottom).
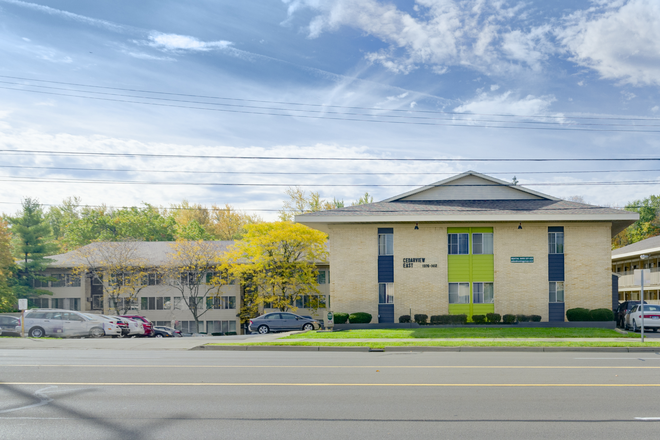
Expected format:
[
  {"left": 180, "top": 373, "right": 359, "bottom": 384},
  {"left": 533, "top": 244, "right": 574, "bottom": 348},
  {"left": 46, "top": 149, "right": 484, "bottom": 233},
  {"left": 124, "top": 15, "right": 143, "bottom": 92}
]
[
  {"left": 51, "top": 298, "right": 80, "bottom": 311},
  {"left": 206, "top": 296, "right": 236, "bottom": 309},
  {"left": 51, "top": 274, "right": 66, "bottom": 288},
  {"left": 378, "top": 233, "right": 393, "bottom": 256},
  {"left": 472, "top": 233, "right": 493, "bottom": 255},
  {"left": 472, "top": 282, "right": 494, "bottom": 304},
  {"left": 175, "top": 321, "right": 204, "bottom": 334},
  {"left": 317, "top": 270, "right": 327, "bottom": 285},
  {"left": 28, "top": 297, "right": 50, "bottom": 308},
  {"left": 141, "top": 297, "right": 171, "bottom": 310},
  {"left": 448, "top": 234, "right": 469, "bottom": 255},
  {"left": 548, "top": 232, "right": 564, "bottom": 254},
  {"left": 549, "top": 281, "right": 564, "bottom": 303},
  {"left": 206, "top": 320, "right": 237, "bottom": 334},
  {"left": 448, "top": 282, "right": 470, "bottom": 304},
  {"left": 378, "top": 283, "right": 394, "bottom": 304}
]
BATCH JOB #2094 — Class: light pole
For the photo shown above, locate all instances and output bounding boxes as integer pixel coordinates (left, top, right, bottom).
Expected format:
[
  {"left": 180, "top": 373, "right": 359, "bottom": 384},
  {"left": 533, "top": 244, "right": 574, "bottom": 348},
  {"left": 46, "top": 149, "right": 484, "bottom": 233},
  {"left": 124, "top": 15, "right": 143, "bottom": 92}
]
[{"left": 640, "top": 254, "right": 649, "bottom": 343}]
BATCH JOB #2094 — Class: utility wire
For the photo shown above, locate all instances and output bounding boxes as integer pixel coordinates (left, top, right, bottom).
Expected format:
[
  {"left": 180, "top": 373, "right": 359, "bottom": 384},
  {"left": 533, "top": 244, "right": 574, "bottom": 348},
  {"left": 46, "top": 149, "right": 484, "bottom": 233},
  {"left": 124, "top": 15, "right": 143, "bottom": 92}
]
[
  {"left": 2, "top": 74, "right": 659, "bottom": 121},
  {"left": 2, "top": 149, "right": 660, "bottom": 161},
  {"left": 2, "top": 86, "right": 660, "bottom": 133}
]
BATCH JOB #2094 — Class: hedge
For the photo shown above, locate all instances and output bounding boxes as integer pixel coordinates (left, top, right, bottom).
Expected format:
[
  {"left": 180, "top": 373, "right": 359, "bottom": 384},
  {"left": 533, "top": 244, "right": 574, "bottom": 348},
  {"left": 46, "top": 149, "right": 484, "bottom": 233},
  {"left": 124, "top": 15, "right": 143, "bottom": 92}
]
[
  {"left": 516, "top": 314, "right": 530, "bottom": 322},
  {"left": 471, "top": 314, "right": 486, "bottom": 324},
  {"left": 398, "top": 315, "right": 411, "bottom": 323},
  {"left": 334, "top": 313, "right": 349, "bottom": 324},
  {"left": 530, "top": 315, "right": 542, "bottom": 322},
  {"left": 414, "top": 314, "right": 428, "bottom": 325},
  {"left": 429, "top": 315, "right": 467, "bottom": 325},
  {"left": 486, "top": 313, "right": 501, "bottom": 323},
  {"left": 348, "top": 312, "right": 372, "bottom": 324},
  {"left": 502, "top": 314, "right": 516, "bottom": 324},
  {"left": 589, "top": 308, "right": 614, "bottom": 321},
  {"left": 566, "top": 308, "right": 591, "bottom": 322}
]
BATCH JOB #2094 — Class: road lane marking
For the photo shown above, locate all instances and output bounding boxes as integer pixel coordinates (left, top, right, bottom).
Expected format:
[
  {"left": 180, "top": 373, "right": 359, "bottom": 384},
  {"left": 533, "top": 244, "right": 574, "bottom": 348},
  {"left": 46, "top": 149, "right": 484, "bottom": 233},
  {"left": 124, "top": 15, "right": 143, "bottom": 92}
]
[
  {"left": 3, "top": 365, "right": 660, "bottom": 369},
  {"left": 636, "top": 417, "right": 660, "bottom": 420},
  {"left": 0, "top": 386, "right": 56, "bottom": 414},
  {"left": 2, "top": 382, "right": 660, "bottom": 387}
]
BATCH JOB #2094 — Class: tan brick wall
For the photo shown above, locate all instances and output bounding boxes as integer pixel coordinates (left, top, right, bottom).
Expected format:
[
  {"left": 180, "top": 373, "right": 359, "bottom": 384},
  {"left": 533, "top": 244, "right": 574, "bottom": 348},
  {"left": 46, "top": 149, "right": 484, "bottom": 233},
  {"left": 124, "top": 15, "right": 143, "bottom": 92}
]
[{"left": 329, "top": 221, "right": 613, "bottom": 322}]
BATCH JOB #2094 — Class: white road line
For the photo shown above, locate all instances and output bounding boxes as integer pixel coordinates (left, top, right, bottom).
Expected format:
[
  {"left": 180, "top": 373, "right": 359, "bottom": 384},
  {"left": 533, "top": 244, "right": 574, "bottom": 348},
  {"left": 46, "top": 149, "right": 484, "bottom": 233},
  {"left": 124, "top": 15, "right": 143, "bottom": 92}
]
[
  {"left": 0, "top": 386, "right": 56, "bottom": 414},
  {"left": 574, "top": 358, "right": 660, "bottom": 360},
  {"left": 635, "top": 417, "right": 660, "bottom": 420}
]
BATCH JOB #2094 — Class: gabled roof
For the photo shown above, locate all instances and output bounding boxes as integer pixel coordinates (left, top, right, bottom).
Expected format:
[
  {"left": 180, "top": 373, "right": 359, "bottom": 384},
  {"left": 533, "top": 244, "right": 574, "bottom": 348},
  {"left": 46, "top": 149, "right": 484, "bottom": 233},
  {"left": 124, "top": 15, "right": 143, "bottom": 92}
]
[
  {"left": 382, "top": 171, "right": 559, "bottom": 202},
  {"left": 612, "top": 235, "right": 660, "bottom": 260}
]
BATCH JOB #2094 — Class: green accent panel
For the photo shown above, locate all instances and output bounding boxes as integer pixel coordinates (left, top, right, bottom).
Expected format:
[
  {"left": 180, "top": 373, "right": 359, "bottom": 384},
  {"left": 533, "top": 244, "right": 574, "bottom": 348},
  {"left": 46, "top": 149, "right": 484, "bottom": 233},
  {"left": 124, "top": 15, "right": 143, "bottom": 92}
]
[
  {"left": 447, "top": 255, "right": 470, "bottom": 282},
  {"left": 472, "top": 304, "right": 495, "bottom": 315},
  {"left": 447, "top": 227, "right": 470, "bottom": 233},
  {"left": 448, "top": 304, "right": 470, "bottom": 316},
  {"left": 472, "top": 255, "right": 494, "bottom": 281},
  {"left": 471, "top": 227, "right": 493, "bottom": 233}
]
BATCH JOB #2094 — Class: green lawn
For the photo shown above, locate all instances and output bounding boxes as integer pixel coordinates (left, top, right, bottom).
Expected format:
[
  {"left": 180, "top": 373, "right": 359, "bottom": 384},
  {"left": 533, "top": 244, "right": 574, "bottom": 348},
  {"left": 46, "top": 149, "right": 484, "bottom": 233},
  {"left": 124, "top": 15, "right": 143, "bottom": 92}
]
[
  {"left": 283, "top": 328, "right": 639, "bottom": 339},
  {"left": 209, "top": 340, "right": 660, "bottom": 348}
]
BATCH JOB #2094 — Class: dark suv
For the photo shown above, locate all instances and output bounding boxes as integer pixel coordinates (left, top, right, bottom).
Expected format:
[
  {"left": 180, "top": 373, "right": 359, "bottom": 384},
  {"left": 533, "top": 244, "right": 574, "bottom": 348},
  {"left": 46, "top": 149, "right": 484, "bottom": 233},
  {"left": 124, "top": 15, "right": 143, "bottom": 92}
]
[{"left": 615, "top": 301, "right": 647, "bottom": 328}]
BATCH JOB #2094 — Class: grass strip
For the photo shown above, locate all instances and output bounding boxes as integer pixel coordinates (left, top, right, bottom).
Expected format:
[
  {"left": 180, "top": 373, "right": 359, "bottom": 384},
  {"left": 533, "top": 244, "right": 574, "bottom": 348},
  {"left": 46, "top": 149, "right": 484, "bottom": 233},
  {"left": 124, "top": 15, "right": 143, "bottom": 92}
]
[
  {"left": 208, "top": 340, "right": 660, "bottom": 348},
  {"left": 283, "top": 328, "right": 639, "bottom": 339}
]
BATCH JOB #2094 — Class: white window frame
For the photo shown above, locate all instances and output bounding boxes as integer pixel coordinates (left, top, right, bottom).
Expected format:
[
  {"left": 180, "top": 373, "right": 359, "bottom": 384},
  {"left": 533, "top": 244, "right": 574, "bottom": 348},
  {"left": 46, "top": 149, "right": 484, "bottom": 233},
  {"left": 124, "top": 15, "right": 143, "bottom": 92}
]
[
  {"left": 472, "top": 233, "right": 493, "bottom": 255},
  {"left": 378, "top": 283, "right": 394, "bottom": 304},
  {"left": 549, "top": 281, "right": 565, "bottom": 303},
  {"left": 548, "top": 232, "right": 564, "bottom": 254},
  {"left": 448, "top": 233, "right": 469, "bottom": 255},
  {"left": 449, "top": 282, "right": 470, "bottom": 304},
  {"left": 378, "top": 233, "right": 393, "bottom": 256},
  {"left": 472, "top": 282, "right": 494, "bottom": 304}
]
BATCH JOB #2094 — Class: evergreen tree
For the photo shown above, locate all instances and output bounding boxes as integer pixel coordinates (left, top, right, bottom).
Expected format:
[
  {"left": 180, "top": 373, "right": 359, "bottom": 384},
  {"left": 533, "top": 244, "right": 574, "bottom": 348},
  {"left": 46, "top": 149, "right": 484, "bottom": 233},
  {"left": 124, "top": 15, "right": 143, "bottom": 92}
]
[{"left": 10, "top": 198, "right": 57, "bottom": 298}]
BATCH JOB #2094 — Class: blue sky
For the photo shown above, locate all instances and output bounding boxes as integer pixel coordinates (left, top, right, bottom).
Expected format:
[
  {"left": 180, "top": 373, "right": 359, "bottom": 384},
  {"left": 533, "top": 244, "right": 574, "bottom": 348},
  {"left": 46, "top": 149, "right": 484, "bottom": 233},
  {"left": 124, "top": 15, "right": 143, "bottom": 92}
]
[{"left": 0, "top": 0, "right": 659, "bottom": 218}]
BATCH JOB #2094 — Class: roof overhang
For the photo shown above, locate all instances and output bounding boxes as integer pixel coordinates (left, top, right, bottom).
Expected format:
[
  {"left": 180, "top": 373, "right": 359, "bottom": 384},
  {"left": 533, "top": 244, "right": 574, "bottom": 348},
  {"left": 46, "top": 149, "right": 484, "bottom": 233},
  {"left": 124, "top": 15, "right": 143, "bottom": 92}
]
[{"left": 612, "top": 246, "right": 660, "bottom": 261}]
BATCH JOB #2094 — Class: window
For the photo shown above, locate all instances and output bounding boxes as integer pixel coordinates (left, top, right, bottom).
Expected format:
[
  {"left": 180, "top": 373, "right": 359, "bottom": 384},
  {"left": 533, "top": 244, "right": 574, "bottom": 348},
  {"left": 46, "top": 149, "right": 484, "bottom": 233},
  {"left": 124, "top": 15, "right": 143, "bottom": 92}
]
[
  {"left": 51, "top": 274, "right": 66, "bottom": 288},
  {"left": 378, "top": 283, "right": 394, "bottom": 304},
  {"left": 66, "top": 275, "right": 81, "bottom": 287},
  {"left": 141, "top": 297, "right": 171, "bottom": 310},
  {"left": 549, "top": 281, "right": 564, "bottom": 303},
  {"left": 148, "top": 272, "right": 162, "bottom": 286},
  {"left": 317, "top": 270, "right": 327, "bottom": 285},
  {"left": 51, "top": 298, "right": 80, "bottom": 311},
  {"left": 449, "top": 283, "right": 470, "bottom": 304},
  {"left": 206, "top": 296, "right": 236, "bottom": 309},
  {"left": 378, "top": 233, "right": 393, "bottom": 256},
  {"left": 473, "top": 282, "right": 494, "bottom": 304},
  {"left": 548, "top": 232, "right": 564, "bottom": 254},
  {"left": 33, "top": 275, "right": 49, "bottom": 288},
  {"left": 173, "top": 297, "right": 183, "bottom": 310},
  {"left": 175, "top": 321, "right": 204, "bottom": 334},
  {"left": 448, "top": 234, "right": 469, "bottom": 255},
  {"left": 92, "top": 275, "right": 103, "bottom": 286},
  {"left": 207, "top": 320, "right": 237, "bottom": 334},
  {"left": 28, "top": 297, "right": 49, "bottom": 308},
  {"left": 472, "top": 233, "right": 493, "bottom": 255}
]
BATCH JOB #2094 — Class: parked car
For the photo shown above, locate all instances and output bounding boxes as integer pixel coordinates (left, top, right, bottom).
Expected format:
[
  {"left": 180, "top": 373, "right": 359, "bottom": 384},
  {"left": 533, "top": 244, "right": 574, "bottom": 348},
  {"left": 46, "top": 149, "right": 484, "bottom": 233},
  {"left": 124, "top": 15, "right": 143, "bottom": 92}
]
[
  {"left": 109, "top": 316, "right": 131, "bottom": 337},
  {"left": 23, "top": 309, "right": 106, "bottom": 338},
  {"left": 81, "top": 314, "right": 122, "bottom": 337},
  {"left": 249, "top": 312, "right": 320, "bottom": 334},
  {"left": 615, "top": 301, "right": 648, "bottom": 328},
  {"left": 302, "top": 315, "right": 324, "bottom": 330},
  {"left": 0, "top": 315, "right": 21, "bottom": 336},
  {"left": 117, "top": 317, "right": 145, "bottom": 337},
  {"left": 624, "top": 304, "right": 660, "bottom": 332},
  {"left": 119, "top": 315, "right": 153, "bottom": 336},
  {"left": 151, "top": 326, "right": 178, "bottom": 338},
  {"left": 153, "top": 326, "right": 182, "bottom": 337}
]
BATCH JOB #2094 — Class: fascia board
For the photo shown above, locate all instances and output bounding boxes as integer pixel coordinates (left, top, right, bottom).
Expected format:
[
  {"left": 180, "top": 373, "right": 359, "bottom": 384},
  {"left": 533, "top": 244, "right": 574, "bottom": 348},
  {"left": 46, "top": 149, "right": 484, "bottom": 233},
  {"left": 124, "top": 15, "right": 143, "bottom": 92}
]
[
  {"left": 297, "top": 213, "right": 639, "bottom": 224},
  {"left": 612, "top": 247, "right": 660, "bottom": 260}
]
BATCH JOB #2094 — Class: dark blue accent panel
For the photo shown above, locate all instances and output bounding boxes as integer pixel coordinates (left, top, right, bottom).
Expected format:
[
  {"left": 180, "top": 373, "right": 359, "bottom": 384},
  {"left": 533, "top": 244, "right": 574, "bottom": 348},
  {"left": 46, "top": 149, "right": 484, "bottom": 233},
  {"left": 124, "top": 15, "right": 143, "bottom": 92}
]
[
  {"left": 548, "top": 226, "right": 564, "bottom": 233},
  {"left": 548, "top": 303, "right": 565, "bottom": 322},
  {"left": 378, "top": 228, "right": 393, "bottom": 234},
  {"left": 612, "top": 274, "right": 619, "bottom": 311},
  {"left": 378, "top": 255, "right": 394, "bottom": 283},
  {"left": 378, "top": 304, "right": 395, "bottom": 323},
  {"left": 548, "top": 253, "right": 565, "bottom": 281}
]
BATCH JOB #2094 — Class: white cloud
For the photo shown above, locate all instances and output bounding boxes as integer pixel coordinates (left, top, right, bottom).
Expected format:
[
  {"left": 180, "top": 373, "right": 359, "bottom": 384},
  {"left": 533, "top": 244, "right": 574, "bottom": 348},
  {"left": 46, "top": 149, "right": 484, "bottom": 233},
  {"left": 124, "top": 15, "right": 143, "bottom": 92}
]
[
  {"left": 146, "top": 32, "right": 233, "bottom": 52},
  {"left": 490, "top": 84, "right": 500, "bottom": 91},
  {"left": 121, "top": 50, "right": 175, "bottom": 61},
  {"left": 621, "top": 90, "right": 636, "bottom": 101},
  {"left": 651, "top": 105, "right": 659, "bottom": 113},
  {"left": 453, "top": 91, "right": 557, "bottom": 117},
  {"left": 558, "top": 0, "right": 660, "bottom": 86}
]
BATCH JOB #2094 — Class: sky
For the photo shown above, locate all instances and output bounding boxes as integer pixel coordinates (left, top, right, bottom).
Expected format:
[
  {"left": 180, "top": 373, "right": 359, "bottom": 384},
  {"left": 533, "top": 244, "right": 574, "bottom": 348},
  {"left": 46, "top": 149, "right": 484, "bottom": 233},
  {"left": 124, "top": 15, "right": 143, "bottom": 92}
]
[{"left": 0, "top": 0, "right": 659, "bottom": 219}]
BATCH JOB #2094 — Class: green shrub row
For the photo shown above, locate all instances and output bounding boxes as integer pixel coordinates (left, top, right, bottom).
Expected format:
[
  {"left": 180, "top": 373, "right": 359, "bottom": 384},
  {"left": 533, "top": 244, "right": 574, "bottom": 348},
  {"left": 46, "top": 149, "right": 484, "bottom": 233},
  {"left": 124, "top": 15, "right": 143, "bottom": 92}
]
[
  {"left": 429, "top": 314, "right": 468, "bottom": 325},
  {"left": 566, "top": 308, "right": 614, "bottom": 322}
]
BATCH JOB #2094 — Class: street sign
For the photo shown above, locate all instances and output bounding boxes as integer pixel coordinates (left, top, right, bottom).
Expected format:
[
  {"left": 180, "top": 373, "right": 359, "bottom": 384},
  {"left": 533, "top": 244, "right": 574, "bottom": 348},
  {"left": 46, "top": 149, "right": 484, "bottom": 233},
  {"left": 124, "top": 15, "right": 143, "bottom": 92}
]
[
  {"left": 327, "top": 312, "right": 333, "bottom": 321},
  {"left": 18, "top": 299, "right": 28, "bottom": 310}
]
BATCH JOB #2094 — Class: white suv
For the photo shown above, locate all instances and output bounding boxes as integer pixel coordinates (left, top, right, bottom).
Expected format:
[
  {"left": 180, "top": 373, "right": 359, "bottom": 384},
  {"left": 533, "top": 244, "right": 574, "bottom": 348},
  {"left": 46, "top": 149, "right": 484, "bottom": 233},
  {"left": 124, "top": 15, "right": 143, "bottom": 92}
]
[{"left": 23, "top": 309, "right": 106, "bottom": 338}]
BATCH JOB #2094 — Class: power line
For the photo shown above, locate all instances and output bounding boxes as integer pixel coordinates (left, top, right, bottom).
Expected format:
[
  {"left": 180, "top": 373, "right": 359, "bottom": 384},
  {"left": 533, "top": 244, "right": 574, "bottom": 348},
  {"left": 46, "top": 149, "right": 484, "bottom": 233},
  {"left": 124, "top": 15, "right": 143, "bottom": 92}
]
[
  {"left": 2, "top": 74, "right": 659, "bottom": 122},
  {"left": 3, "top": 80, "right": 660, "bottom": 129},
  {"left": 1, "top": 164, "right": 659, "bottom": 175},
  {"left": 2, "top": 149, "right": 660, "bottom": 161},
  {"left": 2, "top": 85, "right": 660, "bottom": 133}
]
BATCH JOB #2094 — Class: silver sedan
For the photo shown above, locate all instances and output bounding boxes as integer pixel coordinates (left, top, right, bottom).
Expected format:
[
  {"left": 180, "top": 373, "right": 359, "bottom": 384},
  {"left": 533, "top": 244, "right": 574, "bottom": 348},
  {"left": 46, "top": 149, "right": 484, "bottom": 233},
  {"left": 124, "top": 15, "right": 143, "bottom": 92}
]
[{"left": 248, "top": 312, "right": 320, "bottom": 334}]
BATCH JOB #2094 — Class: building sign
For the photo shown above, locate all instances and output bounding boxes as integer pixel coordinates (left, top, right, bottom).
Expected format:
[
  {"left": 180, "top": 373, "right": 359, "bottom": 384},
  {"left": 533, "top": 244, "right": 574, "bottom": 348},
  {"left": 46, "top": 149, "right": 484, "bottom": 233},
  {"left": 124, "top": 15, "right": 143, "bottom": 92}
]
[
  {"left": 511, "top": 257, "right": 534, "bottom": 263},
  {"left": 403, "top": 258, "right": 437, "bottom": 269}
]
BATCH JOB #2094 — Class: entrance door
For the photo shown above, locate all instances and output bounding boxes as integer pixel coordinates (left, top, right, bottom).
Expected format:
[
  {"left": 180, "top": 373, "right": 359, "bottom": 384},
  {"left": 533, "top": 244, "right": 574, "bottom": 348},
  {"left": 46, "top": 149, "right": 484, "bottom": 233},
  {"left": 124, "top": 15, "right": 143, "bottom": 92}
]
[{"left": 378, "top": 304, "right": 394, "bottom": 323}]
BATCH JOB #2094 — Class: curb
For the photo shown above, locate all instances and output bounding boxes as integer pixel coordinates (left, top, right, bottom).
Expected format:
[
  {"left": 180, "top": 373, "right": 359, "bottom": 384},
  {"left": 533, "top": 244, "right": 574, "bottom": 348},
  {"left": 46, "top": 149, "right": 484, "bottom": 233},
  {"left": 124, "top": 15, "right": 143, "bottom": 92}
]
[{"left": 195, "top": 345, "right": 660, "bottom": 353}]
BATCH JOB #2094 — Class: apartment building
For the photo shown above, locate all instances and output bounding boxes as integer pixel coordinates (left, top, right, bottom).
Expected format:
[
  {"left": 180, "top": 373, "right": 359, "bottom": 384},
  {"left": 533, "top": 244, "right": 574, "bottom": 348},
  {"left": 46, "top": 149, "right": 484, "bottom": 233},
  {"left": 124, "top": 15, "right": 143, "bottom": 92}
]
[{"left": 612, "top": 235, "right": 660, "bottom": 303}]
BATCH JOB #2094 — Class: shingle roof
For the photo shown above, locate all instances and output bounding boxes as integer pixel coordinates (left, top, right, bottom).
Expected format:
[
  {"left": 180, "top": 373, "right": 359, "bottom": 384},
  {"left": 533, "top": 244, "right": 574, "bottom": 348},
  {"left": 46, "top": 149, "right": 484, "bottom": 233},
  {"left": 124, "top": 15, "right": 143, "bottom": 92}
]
[{"left": 612, "top": 235, "right": 660, "bottom": 257}]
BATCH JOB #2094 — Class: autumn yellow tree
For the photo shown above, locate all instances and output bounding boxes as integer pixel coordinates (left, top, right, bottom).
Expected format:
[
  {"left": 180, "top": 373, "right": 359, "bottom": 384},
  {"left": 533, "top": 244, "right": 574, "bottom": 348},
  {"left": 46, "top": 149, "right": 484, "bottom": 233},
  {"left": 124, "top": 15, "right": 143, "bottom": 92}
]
[
  {"left": 223, "top": 222, "right": 328, "bottom": 323},
  {"left": 72, "top": 241, "right": 149, "bottom": 315},
  {"left": 162, "top": 240, "right": 227, "bottom": 332},
  {"left": 207, "top": 204, "right": 262, "bottom": 240},
  {"left": 278, "top": 187, "right": 344, "bottom": 221}
]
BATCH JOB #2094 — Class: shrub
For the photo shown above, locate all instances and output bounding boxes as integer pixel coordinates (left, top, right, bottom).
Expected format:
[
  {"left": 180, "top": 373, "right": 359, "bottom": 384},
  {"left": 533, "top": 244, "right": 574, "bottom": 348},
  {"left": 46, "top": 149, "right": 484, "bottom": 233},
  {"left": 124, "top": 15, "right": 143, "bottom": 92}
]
[
  {"left": 530, "top": 315, "right": 542, "bottom": 322},
  {"left": 226, "top": 332, "right": 237, "bottom": 336},
  {"left": 348, "top": 312, "right": 372, "bottom": 324},
  {"left": 414, "top": 314, "right": 428, "bottom": 325},
  {"left": 451, "top": 314, "right": 468, "bottom": 325},
  {"left": 430, "top": 315, "right": 450, "bottom": 325},
  {"left": 486, "top": 313, "right": 501, "bottom": 323},
  {"left": 503, "top": 314, "right": 516, "bottom": 324},
  {"left": 566, "top": 308, "right": 591, "bottom": 322},
  {"left": 399, "top": 315, "right": 411, "bottom": 323},
  {"left": 211, "top": 332, "right": 223, "bottom": 336},
  {"left": 589, "top": 308, "right": 614, "bottom": 321},
  {"left": 334, "top": 313, "right": 349, "bottom": 324},
  {"left": 471, "top": 315, "right": 486, "bottom": 324},
  {"left": 516, "top": 314, "right": 530, "bottom": 322}
]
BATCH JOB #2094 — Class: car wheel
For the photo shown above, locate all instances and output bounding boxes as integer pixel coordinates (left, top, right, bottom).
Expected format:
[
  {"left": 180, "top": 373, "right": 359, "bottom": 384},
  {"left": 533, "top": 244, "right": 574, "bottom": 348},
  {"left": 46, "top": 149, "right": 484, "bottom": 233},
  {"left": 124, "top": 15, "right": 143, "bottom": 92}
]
[
  {"left": 632, "top": 320, "right": 638, "bottom": 332},
  {"left": 302, "top": 323, "right": 314, "bottom": 331},
  {"left": 257, "top": 325, "right": 269, "bottom": 334},
  {"left": 155, "top": 333, "right": 163, "bottom": 338},
  {"left": 90, "top": 327, "right": 104, "bottom": 338},
  {"left": 29, "top": 327, "right": 45, "bottom": 338}
]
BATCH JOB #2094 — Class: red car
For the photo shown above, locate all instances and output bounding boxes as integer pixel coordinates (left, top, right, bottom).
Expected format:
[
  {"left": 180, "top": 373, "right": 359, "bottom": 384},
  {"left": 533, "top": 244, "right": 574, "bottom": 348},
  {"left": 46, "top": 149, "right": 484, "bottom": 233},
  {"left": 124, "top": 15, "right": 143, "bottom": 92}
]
[{"left": 119, "top": 315, "right": 154, "bottom": 337}]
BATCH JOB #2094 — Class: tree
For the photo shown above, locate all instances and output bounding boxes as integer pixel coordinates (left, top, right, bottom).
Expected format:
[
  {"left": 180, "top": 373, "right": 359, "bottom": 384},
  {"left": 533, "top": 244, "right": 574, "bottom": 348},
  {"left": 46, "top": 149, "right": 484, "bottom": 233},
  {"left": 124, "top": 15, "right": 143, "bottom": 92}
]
[
  {"left": 352, "top": 192, "right": 374, "bottom": 205},
  {"left": 9, "top": 198, "right": 58, "bottom": 299},
  {"left": 612, "top": 195, "right": 660, "bottom": 249},
  {"left": 72, "top": 241, "right": 149, "bottom": 315},
  {"left": 206, "top": 204, "right": 262, "bottom": 240},
  {"left": 565, "top": 195, "right": 587, "bottom": 204},
  {"left": 162, "top": 240, "right": 227, "bottom": 332},
  {"left": 279, "top": 187, "right": 343, "bottom": 221},
  {"left": 0, "top": 219, "right": 16, "bottom": 312},
  {"left": 224, "top": 222, "right": 328, "bottom": 320},
  {"left": 511, "top": 176, "right": 519, "bottom": 185}
]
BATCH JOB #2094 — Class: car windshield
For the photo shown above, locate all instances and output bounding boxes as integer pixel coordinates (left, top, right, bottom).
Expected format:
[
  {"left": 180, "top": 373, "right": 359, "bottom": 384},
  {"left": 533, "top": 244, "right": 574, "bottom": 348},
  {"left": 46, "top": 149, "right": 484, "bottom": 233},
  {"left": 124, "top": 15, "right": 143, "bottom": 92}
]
[{"left": 642, "top": 305, "right": 660, "bottom": 312}]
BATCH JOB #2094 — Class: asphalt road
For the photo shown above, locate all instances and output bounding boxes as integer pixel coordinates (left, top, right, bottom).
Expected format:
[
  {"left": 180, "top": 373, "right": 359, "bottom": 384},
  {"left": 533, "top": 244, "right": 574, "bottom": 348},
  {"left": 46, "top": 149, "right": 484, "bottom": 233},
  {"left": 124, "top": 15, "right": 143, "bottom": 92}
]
[{"left": 2, "top": 349, "right": 660, "bottom": 440}]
